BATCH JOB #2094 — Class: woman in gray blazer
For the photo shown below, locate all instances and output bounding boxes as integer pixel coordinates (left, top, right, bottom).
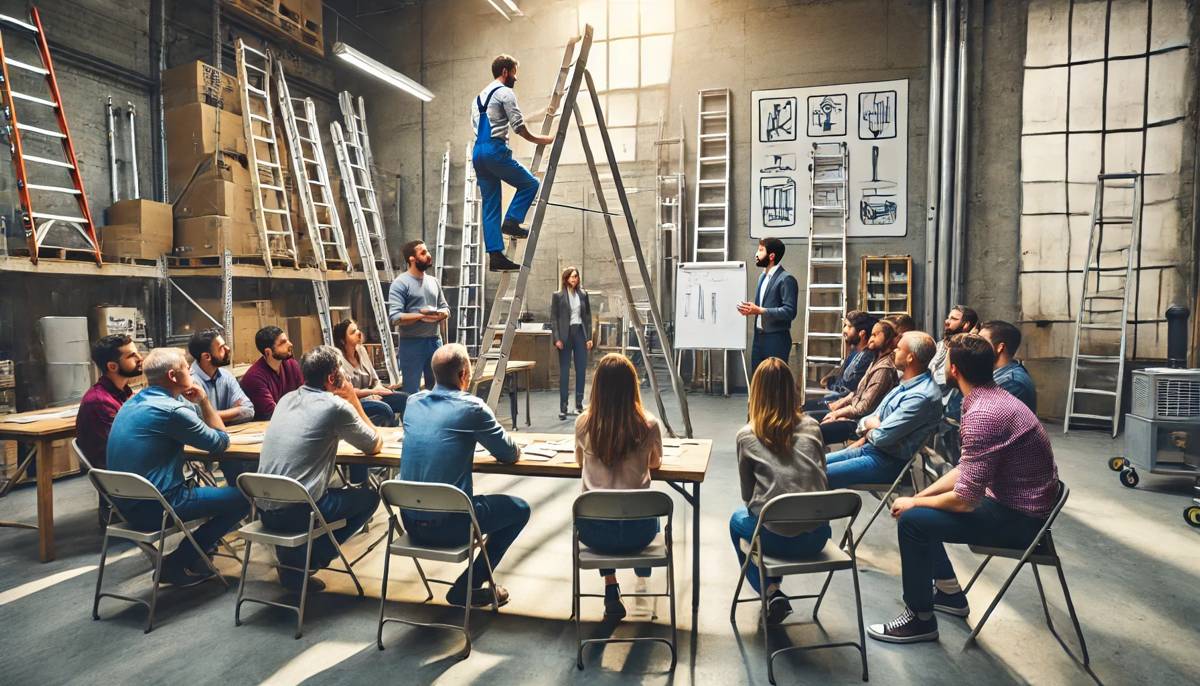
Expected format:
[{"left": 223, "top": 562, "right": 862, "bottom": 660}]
[{"left": 550, "top": 266, "right": 593, "bottom": 419}]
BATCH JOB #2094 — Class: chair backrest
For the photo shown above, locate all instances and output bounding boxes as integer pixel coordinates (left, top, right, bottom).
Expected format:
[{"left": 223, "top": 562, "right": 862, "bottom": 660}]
[
  {"left": 88, "top": 468, "right": 168, "bottom": 503},
  {"left": 236, "top": 473, "right": 314, "bottom": 506},
  {"left": 70, "top": 438, "right": 95, "bottom": 472},
  {"left": 758, "top": 490, "right": 862, "bottom": 528},
  {"left": 378, "top": 479, "right": 474, "bottom": 515},
  {"left": 573, "top": 489, "right": 672, "bottom": 521}
]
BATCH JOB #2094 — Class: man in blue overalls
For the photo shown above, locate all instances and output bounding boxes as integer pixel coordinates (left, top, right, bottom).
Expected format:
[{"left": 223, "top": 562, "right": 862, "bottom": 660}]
[{"left": 472, "top": 54, "right": 554, "bottom": 272}]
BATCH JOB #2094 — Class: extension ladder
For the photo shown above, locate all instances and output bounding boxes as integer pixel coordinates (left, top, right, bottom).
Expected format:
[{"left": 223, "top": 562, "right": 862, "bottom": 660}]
[
  {"left": 339, "top": 92, "right": 394, "bottom": 283},
  {"left": 469, "top": 27, "right": 693, "bottom": 437},
  {"left": 693, "top": 89, "right": 730, "bottom": 261},
  {"left": 1064, "top": 173, "right": 1143, "bottom": 437},
  {"left": 457, "top": 142, "right": 485, "bottom": 356},
  {"left": 800, "top": 141, "right": 850, "bottom": 398},
  {"left": 0, "top": 9, "right": 101, "bottom": 264},
  {"left": 653, "top": 108, "right": 686, "bottom": 318},
  {"left": 433, "top": 143, "right": 455, "bottom": 282}
]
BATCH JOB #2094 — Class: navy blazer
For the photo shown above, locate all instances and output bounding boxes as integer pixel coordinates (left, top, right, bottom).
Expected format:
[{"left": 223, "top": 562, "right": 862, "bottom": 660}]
[{"left": 754, "top": 266, "right": 799, "bottom": 334}]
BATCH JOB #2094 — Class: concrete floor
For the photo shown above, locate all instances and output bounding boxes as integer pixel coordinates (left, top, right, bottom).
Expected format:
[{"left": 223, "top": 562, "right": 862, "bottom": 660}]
[{"left": 1, "top": 391, "right": 1197, "bottom": 685}]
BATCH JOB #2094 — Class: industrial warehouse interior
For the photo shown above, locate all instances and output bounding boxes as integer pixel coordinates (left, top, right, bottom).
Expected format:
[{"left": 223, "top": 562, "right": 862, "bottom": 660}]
[{"left": 1, "top": 1, "right": 1198, "bottom": 684}]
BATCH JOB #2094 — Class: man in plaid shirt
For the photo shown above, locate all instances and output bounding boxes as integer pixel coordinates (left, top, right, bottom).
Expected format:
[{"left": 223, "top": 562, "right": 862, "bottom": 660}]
[{"left": 868, "top": 333, "right": 1059, "bottom": 644}]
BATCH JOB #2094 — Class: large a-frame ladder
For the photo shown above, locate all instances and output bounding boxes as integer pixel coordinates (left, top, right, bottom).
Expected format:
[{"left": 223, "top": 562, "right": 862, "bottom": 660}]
[
  {"left": 800, "top": 141, "right": 850, "bottom": 398},
  {"left": 469, "top": 27, "right": 692, "bottom": 437}
]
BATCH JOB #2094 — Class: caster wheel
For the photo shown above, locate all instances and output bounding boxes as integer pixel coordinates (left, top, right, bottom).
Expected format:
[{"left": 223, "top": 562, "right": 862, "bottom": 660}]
[
  {"left": 1119, "top": 468, "right": 1140, "bottom": 488},
  {"left": 1108, "top": 456, "right": 1127, "bottom": 472},
  {"left": 1185, "top": 506, "right": 1200, "bottom": 528}
]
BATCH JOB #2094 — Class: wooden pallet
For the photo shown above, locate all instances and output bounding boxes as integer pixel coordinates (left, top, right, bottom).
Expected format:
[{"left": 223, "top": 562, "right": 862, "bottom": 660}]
[
  {"left": 8, "top": 247, "right": 102, "bottom": 263},
  {"left": 223, "top": 0, "right": 323, "bottom": 57}
]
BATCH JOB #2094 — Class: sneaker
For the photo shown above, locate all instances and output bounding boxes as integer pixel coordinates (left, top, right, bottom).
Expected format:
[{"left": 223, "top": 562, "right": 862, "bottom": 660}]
[
  {"left": 933, "top": 589, "right": 970, "bottom": 617},
  {"left": 159, "top": 559, "right": 218, "bottom": 588},
  {"left": 559, "top": 412, "right": 568, "bottom": 420},
  {"left": 501, "top": 220, "right": 530, "bottom": 238},
  {"left": 488, "top": 252, "right": 521, "bottom": 272},
  {"left": 447, "top": 584, "right": 509, "bottom": 608},
  {"left": 604, "top": 594, "right": 628, "bottom": 620},
  {"left": 867, "top": 608, "right": 939, "bottom": 644},
  {"left": 766, "top": 590, "right": 793, "bottom": 625},
  {"left": 279, "top": 571, "right": 326, "bottom": 593}
]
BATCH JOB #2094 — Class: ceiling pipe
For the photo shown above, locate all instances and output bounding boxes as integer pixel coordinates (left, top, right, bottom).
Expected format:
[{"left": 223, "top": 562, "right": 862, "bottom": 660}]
[
  {"left": 950, "top": 0, "right": 970, "bottom": 307},
  {"left": 923, "top": 0, "right": 944, "bottom": 331},
  {"left": 936, "top": 0, "right": 959, "bottom": 322}
]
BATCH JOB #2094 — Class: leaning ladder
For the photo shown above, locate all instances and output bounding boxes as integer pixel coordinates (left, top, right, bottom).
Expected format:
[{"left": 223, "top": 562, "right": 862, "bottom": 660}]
[
  {"left": 0, "top": 9, "right": 101, "bottom": 265},
  {"left": 457, "top": 142, "right": 485, "bottom": 356},
  {"left": 235, "top": 40, "right": 299, "bottom": 273},
  {"left": 432, "top": 143, "right": 454, "bottom": 282},
  {"left": 470, "top": 27, "right": 693, "bottom": 437},
  {"left": 339, "top": 92, "right": 395, "bottom": 283},
  {"left": 693, "top": 88, "right": 731, "bottom": 261},
  {"left": 800, "top": 141, "right": 850, "bottom": 398},
  {"left": 1064, "top": 173, "right": 1143, "bottom": 437}
]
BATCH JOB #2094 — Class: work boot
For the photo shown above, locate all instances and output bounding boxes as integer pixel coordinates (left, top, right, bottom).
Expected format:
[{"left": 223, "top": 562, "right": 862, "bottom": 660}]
[
  {"left": 489, "top": 251, "right": 521, "bottom": 272},
  {"left": 501, "top": 219, "right": 530, "bottom": 238}
]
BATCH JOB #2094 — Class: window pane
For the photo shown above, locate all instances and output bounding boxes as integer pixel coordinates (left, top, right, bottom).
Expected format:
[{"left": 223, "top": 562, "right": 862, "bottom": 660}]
[
  {"left": 1104, "top": 57, "right": 1146, "bottom": 130},
  {"left": 640, "top": 0, "right": 674, "bottom": 34},
  {"left": 608, "top": 37, "right": 639, "bottom": 89},
  {"left": 607, "top": 92, "right": 637, "bottom": 127},
  {"left": 1107, "top": 0, "right": 1148, "bottom": 57},
  {"left": 1025, "top": 0, "right": 1069, "bottom": 67},
  {"left": 608, "top": 126, "right": 636, "bottom": 162},
  {"left": 588, "top": 42, "right": 608, "bottom": 91},
  {"left": 608, "top": 0, "right": 640, "bottom": 37},
  {"left": 640, "top": 35, "right": 672, "bottom": 86},
  {"left": 578, "top": 0, "right": 606, "bottom": 40}
]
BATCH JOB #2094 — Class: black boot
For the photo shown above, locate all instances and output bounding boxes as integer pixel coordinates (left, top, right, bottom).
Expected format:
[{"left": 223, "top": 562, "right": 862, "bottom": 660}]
[
  {"left": 489, "top": 251, "right": 521, "bottom": 272},
  {"left": 501, "top": 219, "right": 530, "bottom": 238}
]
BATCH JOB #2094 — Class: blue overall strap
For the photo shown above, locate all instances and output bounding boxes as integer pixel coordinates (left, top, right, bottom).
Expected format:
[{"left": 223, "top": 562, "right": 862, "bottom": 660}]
[{"left": 476, "top": 85, "right": 502, "bottom": 113}]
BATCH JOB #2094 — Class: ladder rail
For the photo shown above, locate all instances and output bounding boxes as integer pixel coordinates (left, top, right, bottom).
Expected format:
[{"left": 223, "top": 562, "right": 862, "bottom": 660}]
[
  {"left": 339, "top": 92, "right": 395, "bottom": 282},
  {"left": 274, "top": 59, "right": 327, "bottom": 271},
  {"left": 434, "top": 144, "right": 451, "bottom": 280},
  {"left": 303, "top": 97, "right": 353, "bottom": 268},
  {"left": 457, "top": 141, "right": 485, "bottom": 356},
  {"left": 800, "top": 142, "right": 850, "bottom": 397}
]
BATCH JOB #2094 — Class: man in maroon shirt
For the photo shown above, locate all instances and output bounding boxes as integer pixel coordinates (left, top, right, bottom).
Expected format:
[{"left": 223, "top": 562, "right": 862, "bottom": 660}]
[
  {"left": 867, "top": 333, "right": 1060, "bottom": 644},
  {"left": 239, "top": 326, "right": 303, "bottom": 421},
  {"left": 77, "top": 334, "right": 143, "bottom": 522}
]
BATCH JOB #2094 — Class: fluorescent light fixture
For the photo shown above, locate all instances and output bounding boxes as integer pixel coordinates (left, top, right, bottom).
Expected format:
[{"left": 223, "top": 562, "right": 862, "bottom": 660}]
[
  {"left": 501, "top": 0, "right": 524, "bottom": 16},
  {"left": 332, "top": 42, "right": 435, "bottom": 102},
  {"left": 486, "top": 0, "right": 511, "bottom": 20}
]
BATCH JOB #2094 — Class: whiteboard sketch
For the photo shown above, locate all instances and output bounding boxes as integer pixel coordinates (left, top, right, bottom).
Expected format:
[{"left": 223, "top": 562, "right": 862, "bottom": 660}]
[
  {"left": 860, "top": 145, "right": 898, "bottom": 224},
  {"left": 760, "top": 153, "right": 797, "bottom": 173},
  {"left": 758, "top": 97, "right": 796, "bottom": 142},
  {"left": 675, "top": 262, "right": 747, "bottom": 350},
  {"left": 859, "top": 90, "right": 897, "bottom": 139},
  {"left": 807, "top": 94, "right": 847, "bottom": 137},
  {"left": 760, "top": 176, "right": 796, "bottom": 227}
]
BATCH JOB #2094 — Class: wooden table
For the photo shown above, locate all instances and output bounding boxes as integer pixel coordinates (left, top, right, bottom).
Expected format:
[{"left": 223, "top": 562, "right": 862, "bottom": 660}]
[
  {"left": 199, "top": 421, "right": 713, "bottom": 611},
  {"left": 472, "top": 360, "right": 535, "bottom": 427},
  {"left": 0, "top": 407, "right": 80, "bottom": 562}
]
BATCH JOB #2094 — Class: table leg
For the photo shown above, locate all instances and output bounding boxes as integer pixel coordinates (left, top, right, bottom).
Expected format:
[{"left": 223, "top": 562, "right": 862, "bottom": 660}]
[
  {"left": 691, "top": 482, "right": 700, "bottom": 612},
  {"left": 36, "top": 439, "right": 54, "bottom": 562},
  {"left": 524, "top": 369, "right": 531, "bottom": 427}
]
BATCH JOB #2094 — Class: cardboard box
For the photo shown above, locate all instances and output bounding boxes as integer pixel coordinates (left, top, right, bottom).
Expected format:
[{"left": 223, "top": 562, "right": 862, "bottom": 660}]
[
  {"left": 286, "top": 316, "right": 324, "bottom": 353},
  {"left": 106, "top": 199, "right": 173, "bottom": 234},
  {"left": 166, "top": 103, "right": 246, "bottom": 192},
  {"left": 101, "top": 222, "right": 173, "bottom": 261},
  {"left": 169, "top": 150, "right": 250, "bottom": 203},
  {"left": 161, "top": 60, "right": 241, "bottom": 115},
  {"left": 3, "top": 439, "right": 79, "bottom": 484},
  {"left": 173, "top": 178, "right": 255, "bottom": 222},
  {"left": 173, "top": 215, "right": 262, "bottom": 258},
  {"left": 90, "top": 306, "right": 142, "bottom": 340},
  {"left": 232, "top": 300, "right": 279, "bottom": 364}
]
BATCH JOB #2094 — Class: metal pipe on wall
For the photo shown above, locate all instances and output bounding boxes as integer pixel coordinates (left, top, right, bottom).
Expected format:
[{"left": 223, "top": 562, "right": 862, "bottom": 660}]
[
  {"left": 151, "top": 0, "right": 167, "bottom": 202},
  {"left": 923, "top": 0, "right": 943, "bottom": 330},
  {"left": 936, "top": 0, "right": 959, "bottom": 321},
  {"left": 949, "top": 0, "right": 970, "bottom": 306}
]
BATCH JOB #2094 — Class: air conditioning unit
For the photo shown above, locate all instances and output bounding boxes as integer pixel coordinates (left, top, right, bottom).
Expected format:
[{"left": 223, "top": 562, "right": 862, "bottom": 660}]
[{"left": 1130, "top": 368, "right": 1200, "bottom": 421}]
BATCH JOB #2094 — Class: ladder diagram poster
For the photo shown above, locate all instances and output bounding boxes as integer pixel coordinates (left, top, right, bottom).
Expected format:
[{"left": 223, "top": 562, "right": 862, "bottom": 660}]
[
  {"left": 674, "top": 262, "right": 748, "bottom": 350},
  {"left": 750, "top": 79, "right": 909, "bottom": 239}
]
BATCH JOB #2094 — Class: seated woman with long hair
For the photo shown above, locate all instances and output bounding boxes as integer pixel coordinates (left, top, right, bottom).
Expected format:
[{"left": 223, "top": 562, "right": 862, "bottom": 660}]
[
  {"left": 575, "top": 353, "right": 663, "bottom": 620},
  {"left": 332, "top": 318, "right": 407, "bottom": 427},
  {"left": 732, "top": 357, "right": 832, "bottom": 624}
]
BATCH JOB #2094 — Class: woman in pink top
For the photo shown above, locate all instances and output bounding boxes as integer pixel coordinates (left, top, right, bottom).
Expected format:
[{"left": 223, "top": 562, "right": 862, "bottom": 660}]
[{"left": 575, "top": 353, "right": 663, "bottom": 619}]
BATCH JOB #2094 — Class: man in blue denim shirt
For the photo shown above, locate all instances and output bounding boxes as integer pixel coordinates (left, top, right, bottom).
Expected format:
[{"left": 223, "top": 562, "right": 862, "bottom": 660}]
[
  {"left": 827, "top": 331, "right": 943, "bottom": 488},
  {"left": 400, "top": 343, "right": 527, "bottom": 608},
  {"left": 807, "top": 311, "right": 877, "bottom": 418},
  {"left": 107, "top": 347, "right": 247, "bottom": 586}
]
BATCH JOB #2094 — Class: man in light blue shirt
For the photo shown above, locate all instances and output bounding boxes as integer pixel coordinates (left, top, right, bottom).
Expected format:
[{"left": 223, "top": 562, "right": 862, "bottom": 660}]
[
  {"left": 107, "top": 347, "right": 247, "bottom": 585},
  {"left": 400, "top": 343, "right": 526, "bottom": 608},
  {"left": 388, "top": 240, "right": 451, "bottom": 394},
  {"left": 188, "top": 328, "right": 255, "bottom": 486},
  {"left": 827, "top": 331, "right": 943, "bottom": 489}
]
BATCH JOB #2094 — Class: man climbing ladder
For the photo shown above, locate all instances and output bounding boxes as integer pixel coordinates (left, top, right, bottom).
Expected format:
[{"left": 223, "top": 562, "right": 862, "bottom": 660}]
[{"left": 472, "top": 54, "right": 554, "bottom": 272}]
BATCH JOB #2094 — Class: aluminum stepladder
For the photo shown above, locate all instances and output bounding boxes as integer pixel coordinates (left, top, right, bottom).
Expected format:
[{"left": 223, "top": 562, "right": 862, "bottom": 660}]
[
  {"left": 469, "top": 26, "right": 692, "bottom": 437},
  {"left": 339, "top": 92, "right": 395, "bottom": 283},
  {"left": 800, "top": 141, "right": 850, "bottom": 399},
  {"left": 653, "top": 108, "right": 686, "bottom": 320},
  {"left": 0, "top": 9, "right": 101, "bottom": 265},
  {"left": 1064, "top": 173, "right": 1143, "bottom": 437},
  {"left": 457, "top": 141, "right": 485, "bottom": 356},
  {"left": 433, "top": 143, "right": 455, "bottom": 283},
  {"left": 331, "top": 119, "right": 401, "bottom": 385},
  {"left": 235, "top": 40, "right": 299, "bottom": 273}
]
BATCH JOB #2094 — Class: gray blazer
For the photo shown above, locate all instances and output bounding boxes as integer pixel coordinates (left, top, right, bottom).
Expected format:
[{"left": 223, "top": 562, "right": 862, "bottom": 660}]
[{"left": 550, "top": 289, "right": 593, "bottom": 343}]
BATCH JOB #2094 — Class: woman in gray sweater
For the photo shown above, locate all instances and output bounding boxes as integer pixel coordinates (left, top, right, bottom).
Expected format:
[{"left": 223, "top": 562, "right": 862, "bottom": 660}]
[{"left": 732, "top": 357, "right": 832, "bottom": 624}]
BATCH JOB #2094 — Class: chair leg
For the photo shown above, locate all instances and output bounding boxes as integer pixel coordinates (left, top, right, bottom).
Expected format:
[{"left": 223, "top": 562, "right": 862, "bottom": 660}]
[
  {"left": 757, "top": 557, "right": 775, "bottom": 685},
  {"left": 326, "top": 528, "right": 364, "bottom": 597},
  {"left": 1031, "top": 564, "right": 1055, "bottom": 628},
  {"left": 850, "top": 565, "right": 868, "bottom": 681},
  {"left": 964, "top": 555, "right": 993, "bottom": 594},
  {"left": 377, "top": 529, "right": 393, "bottom": 651},
  {"left": 573, "top": 556, "right": 583, "bottom": 670},
  {"left": 296, "top": 533, "right": 316, "bottom": 640},
  {"left": 92, "top": 526, "right": 113, "bottom": 620},
  {"left": 854, "top": 493, "right": 892, "bottom": 546},
  {"left": 964, "top": 559, "right": 1025, "bottom": 650},
  {"left": 812, "top": 570, "right": 835, "bottom": 621},
  {"left": 234, "top": 539, "right": 254, "bottom": 627},
  {"left": 667, "top": 547, "right": 678, "bottom": 671},
  {"left": 412, "top": 558, "right": 434, "bottom": 602},
  {"left": 145, "top": 515, "right": 169, "bottom": 634},
  {"left": 1054, "top": 561, "right": 1091, "bottom": 667},
  {"left": 729, "top": 560, "right": 750, "bottom": 625},
  {"left": 460, "top": 545, "right": 475, "bottom": 660}
]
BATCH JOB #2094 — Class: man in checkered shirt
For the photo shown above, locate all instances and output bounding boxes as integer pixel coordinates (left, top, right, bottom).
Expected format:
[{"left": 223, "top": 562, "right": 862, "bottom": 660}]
[{"left": 867, "top": 333, "right": 1060, "bottom": 645}]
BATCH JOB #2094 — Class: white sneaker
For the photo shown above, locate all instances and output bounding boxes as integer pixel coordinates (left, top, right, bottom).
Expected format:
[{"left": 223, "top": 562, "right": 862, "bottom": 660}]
[{"left": 632, "top": 576, "right": 655, "bottom": 619}]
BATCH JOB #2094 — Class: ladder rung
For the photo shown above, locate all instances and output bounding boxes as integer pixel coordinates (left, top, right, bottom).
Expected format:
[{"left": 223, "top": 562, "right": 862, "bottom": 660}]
[
  {"left": 813, "top": 178, "right": 846, "bottom": 185},
  {"left": 1068, "top": 412, "right": 1113, "bottom": 421},
  {"left": 11, "top": 91, "right": 57, "bottom": 108},
  {"left": 256, "top": 160, "right": 281, "bottom": 168},
  {"left": 699, "top": 133, "right": 727, "bottom": 140},
  {"left": 260, "top": 183, "right": 284, "bottom": 192},
  {"left": 698, "top": 156, "right": 727, "bottom": 162},
  {"left": 809, "top": 306, "right": 843, "bottom": 312},
  {"left": 26, "top": 183, "right": 80, "bottom": 195},
  {"left": 697, "top": 179, "right": 726, "bottom": 186},
  {"left": 31, "top": 211, "right": 85, "bottom": 223},
  {"left": 809, "top": 283, "right": 844, "bottom": 290},
  {"left": 260, "top": 208, "right": 288, "bottom": 214},
  {"left": 1081, "top": 323, "right": 1123, "bottom": 330},
  {"left": 23, "top": 154, "right": 72, "bottom": 169},
  {"left": 16, "top": 123, "right": 66, "bottom": 138},
  {"left": 252, "top": 134, "right": 277, "bottom": 144},
  {"left": 241, "top": 44, "right": 267, "bottom": 58},
  {"left": 694, "top": 248, "right": 727, "bottom": 254},
  {"left": 700, "top": 110, "right": 728, "bottom": 117},
  {"left": 1077, "top": 354, "right": 1121, "bottom": 362},
  {"left": 246, "top": 85, "right": 268, "bottom": 98},
  {"left": 0, "top": 13, "right": 39, "bottom": 33},
  {"left": 697, "top": 203, "right": 725, "bottom": 209},
  {"left": 1095, "top": 217, "right": 1133, "bottom": 225},
  {"left": 1084, "top": 289, "right": 1125, "bottom": 300},
  {"left": 811, "top": 258, "right": 843, "bottom": 264},
  {"left": 244, "top": 63, "right": 266, "bottom": 74},
  {"left": 808, "top": 332, "right": 842, "bottom": 339},
  {"left": 4, "top": 57, "right": 48, "bottom": 75},
  {"left": 1072, "top": 388, "right": 1117, "bottom": 397},
  {"left": 811, "top": 233, "right": 844, "bottom": 241},
  {"left": 812, "top": 206, "right": 845, "bottom": 214},
  {"left": 807, "top": 355, "right": 841, "bottom": 363},
  {"left": 696, "top": 227, "right": 727, "bottom": 233}
]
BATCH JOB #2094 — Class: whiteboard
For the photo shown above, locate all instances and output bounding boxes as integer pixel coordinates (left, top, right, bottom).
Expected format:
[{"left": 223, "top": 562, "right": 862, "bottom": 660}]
[
  {"left": 750, "top": 79, "right": 909, "bottom": 239},
  {"left": 674, "top": 262, "right": 747, "bottom": 350}
]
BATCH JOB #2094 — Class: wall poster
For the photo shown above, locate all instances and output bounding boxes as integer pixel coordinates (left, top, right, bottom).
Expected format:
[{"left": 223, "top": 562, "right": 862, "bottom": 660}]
[{"left": 750, "top": 79, "right": 908, "bottom": 239}]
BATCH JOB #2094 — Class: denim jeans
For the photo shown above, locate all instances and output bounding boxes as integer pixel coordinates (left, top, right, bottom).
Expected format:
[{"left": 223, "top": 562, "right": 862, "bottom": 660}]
[
  {"left": 898, "top": 497, "right": 1046, "bottom": 612},
  {"left": 474, "top": 141, "right": 540, "bottom": 253},
  {"left": 559, "top": 324, "right": 589, "bottom": 412},
  {"left": 577, "top": 516, "right": 659, "bottom": 578},
  {"left": 119, "top": 484, "right": 249, "bottom": 570},
  {"left": 730, "top": 506, "right": 831, "bottom": 594},
  {"left": 826, "top": 443, "right": 907, "bottom": 489},
  {"left": 362, "top": 392, "right": 408, "bottom": 428},
  {"left": 820, "top": 419, "right": 859, "bottom": 445},
  {"left": 259, "top": 486, "right": 380, "bottom": 580},
  {"left": 403, "top": 494, "right": 531, "bottom": 590},
  {"left": 398, "top": 337, "right": 441, "bottom": 394}
]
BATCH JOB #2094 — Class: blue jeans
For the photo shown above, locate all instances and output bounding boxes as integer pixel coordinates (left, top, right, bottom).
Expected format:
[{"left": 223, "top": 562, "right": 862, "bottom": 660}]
[
  {"left": 898, "top": 498, "right": 1046, "bottom": 613},
  {"left": 362, "top": 392, "right": 408, "bottom": 428},
  {"left": 730, "top": 506, "right": 831, "bottom": 594},
  {"left": 826, "top": 443, "right": 907, "bottom": 489},
  {"left": 820, "top": 419, "right": 858, "bottom": 444},
  {"left": 403, "top": 494, "right": 531, "bottom": 590},
  {"left": 398, "top": 337, "right": 440, "bottom": 394},
  {"left": 119, "top": 484, "right": 249, "bottom": 570},
  {"left": 259, "top": 486, "right": 380, "bottom": 580},
  {"left": 577, "top": 516, "right": 659, "bottom": 578},
  {"left": 751, "top": 329, "right": 791, "bottom": 376},
  {"left": 474, "top": 141, "right": 539, "bottom": 253},
  {"left": 559, "top": 324, "right": 588, "bottom": 412}
]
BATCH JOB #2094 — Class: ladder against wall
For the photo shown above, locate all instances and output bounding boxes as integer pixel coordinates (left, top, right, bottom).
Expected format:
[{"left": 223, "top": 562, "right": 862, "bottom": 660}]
[
  {"left": 653, "top": 109, "right": 686, "bottom": 331},
  {"left": 1064, "top": 173, "right": 1143, "bottom": 437},
  {"left": 433, "top": 143, "right": 454, "bottom": 282},
  {"left": 469, "top": 27, "right": 692, "bottom": 437},
  {"left": 693, "top": 89, "right": 731, "bottom": 262},
  {"left": 800, "top": 141, "right": 850, "bottom": 399},
  {"left": 339, "top": 91, "right": 396, "bottom": 283},
  {"left": 0, "top": 9, "right": 101, "bottom": 265},
  {"left": 457, "top": 142, "right": 485, "bottom": 356}
]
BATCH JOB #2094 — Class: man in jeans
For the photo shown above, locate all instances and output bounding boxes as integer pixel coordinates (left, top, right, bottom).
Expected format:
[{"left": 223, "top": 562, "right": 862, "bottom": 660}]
[
  {"left": 805, "top": 310, "right": 876, "bottom": 419},
  {"left": 825, "top": 331, "right": 942, "bottom": 488},
  {"left": 256, "top": 346, "right": 382, "bottom": 592},
  {"left": 388, "top": 240, "right": 450, "bottom": 394},
  {"left": 867, "top": 334, "right": 1059, "bottom": 643},
  {"left": 400, "top": 343, "right": 528, "bottom": 608}
]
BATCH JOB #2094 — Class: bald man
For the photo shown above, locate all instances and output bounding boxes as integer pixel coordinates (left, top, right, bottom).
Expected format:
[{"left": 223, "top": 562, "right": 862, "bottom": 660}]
[{"left": 825, "top": 331, "right": 944, "bottom": 489}]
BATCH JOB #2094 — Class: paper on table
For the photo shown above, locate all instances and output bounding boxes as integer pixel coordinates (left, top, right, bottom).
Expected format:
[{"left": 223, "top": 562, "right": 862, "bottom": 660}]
[
  {"left": 1, "top": 407, "right": 79, "bottom": 423},
  {"left": 230, "top": 433, "right": 264, "bottom": 445}
]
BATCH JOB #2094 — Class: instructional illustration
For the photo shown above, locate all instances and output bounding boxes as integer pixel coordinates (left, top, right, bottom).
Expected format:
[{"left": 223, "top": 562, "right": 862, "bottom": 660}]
[
  {"left": 807, "top": 94, "right": 847, "bottom": 137},
  {"left": 759, "top": 153, "right": 797, "bottom": 173},
  {"left": 859, "top": 145, "right": 898, "bottom": 225},
  {"left": 674, "top": 262, "right": 748, "bottom": 350},
  {"left": 859, "top": 90, "right": 897, "bottom": 139},
  {"left": 758, "top": 97, "right": 797, "bottom": 142},
  {"left": 759, "top": 176, "right": 797, "bottom": 227}
]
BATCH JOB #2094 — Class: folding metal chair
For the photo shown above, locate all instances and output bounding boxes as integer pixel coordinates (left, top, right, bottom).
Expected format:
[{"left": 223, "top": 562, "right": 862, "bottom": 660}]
[
  {"left": 233, "top": 473, "right": 365, "bottom": 639},
  {"left": 376, "top": 480, "right": 499, "bottom": 659},
  {"left": 843, "top": 448, "right": 927, "bottom": 546},
  {"left": 87, "top": 468, "right": 228, "bottom": 633},
  {"left": 571, "top": 489, "right": 676, "bottom": 670},
  {"left": 962, "top": 481, "right": 1089, "bottom": 666},
  {"left": 730, "top": 490, "right": 867, "bottom": 685}
]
